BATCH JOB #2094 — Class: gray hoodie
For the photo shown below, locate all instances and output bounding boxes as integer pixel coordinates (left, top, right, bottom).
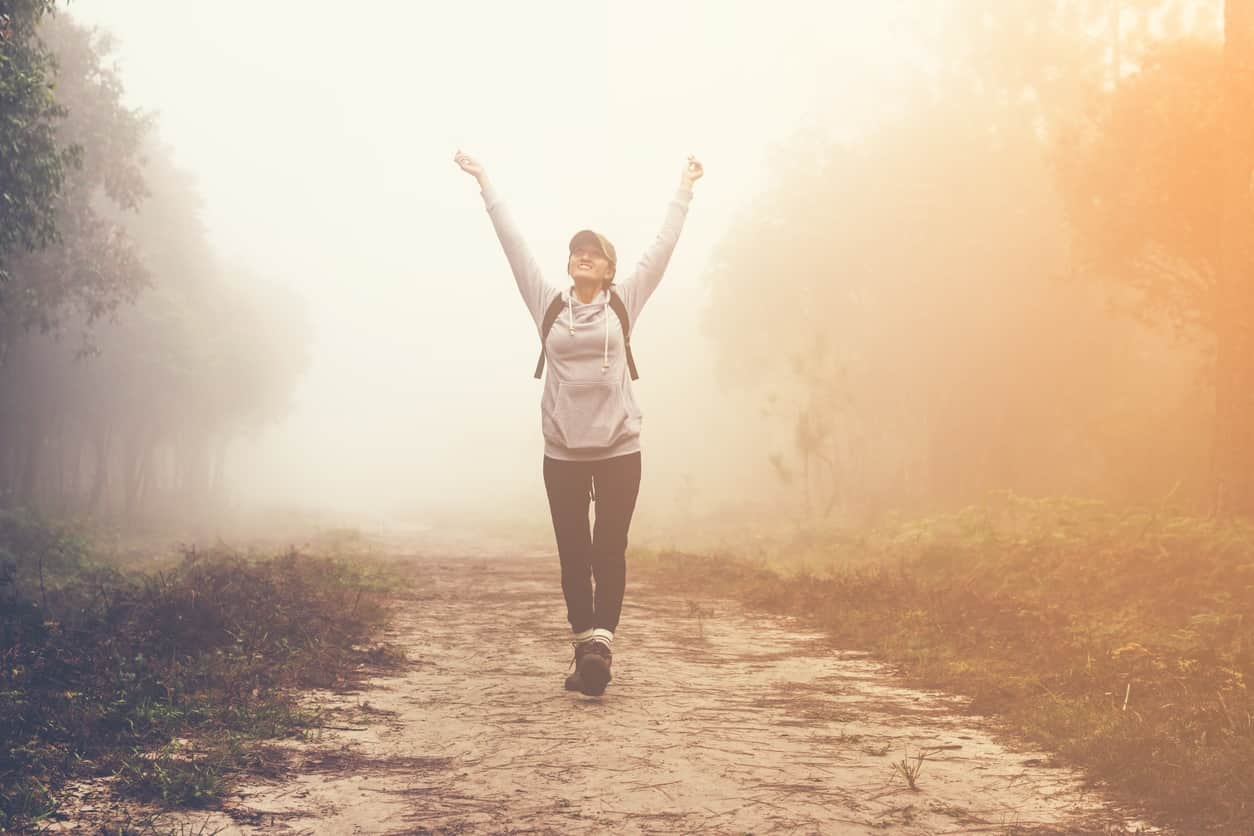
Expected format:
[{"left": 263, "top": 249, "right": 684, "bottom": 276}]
[{"left": 481, "top": 184, "right": 694, "bottom": 461}]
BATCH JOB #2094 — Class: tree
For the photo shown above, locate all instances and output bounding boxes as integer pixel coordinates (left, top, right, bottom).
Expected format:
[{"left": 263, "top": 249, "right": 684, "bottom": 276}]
[
  {"left": 703, "top": 1, "right": 1218, "bottom": 519},
  {"left": 0, "top": 134, "right": 311, "bottom": 517},
  {"left": 0, "top": 12, "right": 149, "bottom": 365},
  {"left": 0, "top": 0, "right": 76, "bottom": 286},
  {"left": 0, "top": 12, "right": 310, "bottom": 519},
  {"left": 1213, "top": 0, "right": 1254, "bottom": 513},
  {"left": 1055, "top": 0, "right": 1254, "bottom": 513}
]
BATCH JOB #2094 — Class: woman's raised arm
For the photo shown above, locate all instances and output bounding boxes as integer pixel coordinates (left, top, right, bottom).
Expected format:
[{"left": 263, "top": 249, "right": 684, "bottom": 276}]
[
  {"left": 616, "top": 155, "right": 705, "bottom": 323},
  {"left": 454, "top": 149, "right": 556, "bottom": 327}
]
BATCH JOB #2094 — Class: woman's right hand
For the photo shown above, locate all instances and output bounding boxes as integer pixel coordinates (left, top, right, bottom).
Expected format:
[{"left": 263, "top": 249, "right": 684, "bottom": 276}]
[{"left": 453, "top": 149, "right": 486, "bottom": 182}]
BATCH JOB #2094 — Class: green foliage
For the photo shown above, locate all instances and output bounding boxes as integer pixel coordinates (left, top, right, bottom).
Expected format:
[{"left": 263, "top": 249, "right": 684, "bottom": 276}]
[
  {"left": 113, "top": 741, "right": 234, "bottom": 808},
  {"left": 648, "top": 493, "right": 1254, "bottom": 830},
  {"left": 0, "top": 0, "right": 77, "bottom": 285},
  {"left": 0, "top": 512, "right": 409, "bottom": 831},
  {"left": 1, "top": 11, "right": 150, "bottom": 348},
  {"left": 0, "top": 12, "right": 311, "bottom": 518}
]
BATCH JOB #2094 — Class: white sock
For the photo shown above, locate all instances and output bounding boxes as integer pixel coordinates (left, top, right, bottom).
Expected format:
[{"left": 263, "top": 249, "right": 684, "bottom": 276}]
[
  {"left": 591, "top": 628, "right": 613, "bottom": 647},
  {"left": 573, "top": 628, "right": 595, "bottom": 644}
]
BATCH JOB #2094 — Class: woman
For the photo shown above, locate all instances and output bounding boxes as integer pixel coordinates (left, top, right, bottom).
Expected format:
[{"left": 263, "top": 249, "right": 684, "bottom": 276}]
[{"left": 454, "top": 149, "right": 703, "bottom": 696}]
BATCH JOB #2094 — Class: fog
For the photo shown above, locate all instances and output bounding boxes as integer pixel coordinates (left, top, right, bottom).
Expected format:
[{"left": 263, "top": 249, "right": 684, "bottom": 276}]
[
  {"left": 10, "top": 0, "right": 1228, "bottom": 537},
  {"left": 62, "top": 0, "right": 925, "bottom": 528}
]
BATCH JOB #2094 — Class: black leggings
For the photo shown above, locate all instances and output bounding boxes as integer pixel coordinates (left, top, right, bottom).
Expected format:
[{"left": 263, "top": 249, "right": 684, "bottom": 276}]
[{"left": 542, "top": 451, "right": 642, "bottom": 633}]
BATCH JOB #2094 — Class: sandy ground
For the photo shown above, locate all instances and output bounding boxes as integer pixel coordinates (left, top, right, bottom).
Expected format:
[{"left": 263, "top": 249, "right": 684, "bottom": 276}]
[{"left": 55, "top": 552, "right": 1162, "bottom": 835}]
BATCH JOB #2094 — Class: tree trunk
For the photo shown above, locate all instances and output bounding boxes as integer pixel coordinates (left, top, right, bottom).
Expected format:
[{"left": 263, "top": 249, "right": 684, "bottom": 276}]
[
  {"left": 123, "top": 431, "right": 144, "bottom": 517},
  {"left": 19, "top": 415, "right": 41, "bottom": 508},
  {"left": 88, "top": 430, "right": 110, "bottom": 515},
  {"left": 52, "top": 415, "right": 66, "bottom": 513},
  {"left": 1213, "top": 0, "right": 1254, "bottom": 515},
  {"left": 0, "top": 411, "right": 11, "bottom": 508},
  {"left": 210, "top": 438, "right": 228, "bottom": 505},
  {"left": 70, "top": 432, "right": 84, "bottom": 513}
]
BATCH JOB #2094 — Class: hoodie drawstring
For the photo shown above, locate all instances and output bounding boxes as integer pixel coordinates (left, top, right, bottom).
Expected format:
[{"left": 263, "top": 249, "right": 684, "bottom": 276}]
[{"left": 567, "top": 289, "right": 612, "bottom": 374}]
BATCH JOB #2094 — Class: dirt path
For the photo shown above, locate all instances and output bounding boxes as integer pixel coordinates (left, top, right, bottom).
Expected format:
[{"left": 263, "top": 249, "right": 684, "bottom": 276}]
[{"left": 157, "top": 553, "right": 1157, "bottom": 835}]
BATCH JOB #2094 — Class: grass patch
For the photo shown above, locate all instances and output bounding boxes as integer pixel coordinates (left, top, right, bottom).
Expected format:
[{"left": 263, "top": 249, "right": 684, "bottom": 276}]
[
  {"left": 640, "top": 492, "right": 1254, "bottom": 832},
  {"left": 0, "top": 510, "right": 411, "bottom": 831}
]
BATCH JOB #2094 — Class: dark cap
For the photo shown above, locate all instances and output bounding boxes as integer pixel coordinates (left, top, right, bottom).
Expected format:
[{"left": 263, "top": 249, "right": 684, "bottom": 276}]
[{"left": 569, "top": 229, "right": 617, "bottom": 267}]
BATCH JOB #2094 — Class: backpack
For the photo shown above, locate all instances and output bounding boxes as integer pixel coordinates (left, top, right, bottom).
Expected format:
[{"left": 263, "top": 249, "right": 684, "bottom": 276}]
[{"left": 534, "top": 287, "right": 639, "bottom": 380}]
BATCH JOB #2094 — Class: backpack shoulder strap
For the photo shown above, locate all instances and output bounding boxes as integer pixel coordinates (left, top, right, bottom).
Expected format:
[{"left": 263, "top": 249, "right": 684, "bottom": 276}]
[
  {"left": 534, "top": 294, "right": 566, "bottom": 379},
  {"left": 534, "top": 289, "right": 640, "bottom": 380},
  {"left": 607, "top": 287, "right": 639, "bottom": 381}
]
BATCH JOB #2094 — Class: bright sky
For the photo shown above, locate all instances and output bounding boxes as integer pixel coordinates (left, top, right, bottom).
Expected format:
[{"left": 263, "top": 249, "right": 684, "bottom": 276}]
[{"left": 67, "top": 0, "right": 928, "bottom": 521}]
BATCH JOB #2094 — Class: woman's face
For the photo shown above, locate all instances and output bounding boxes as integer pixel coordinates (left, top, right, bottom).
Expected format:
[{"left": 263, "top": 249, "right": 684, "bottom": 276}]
[{"left": 568, "top": 243, "right": 614, "bottom": 285}]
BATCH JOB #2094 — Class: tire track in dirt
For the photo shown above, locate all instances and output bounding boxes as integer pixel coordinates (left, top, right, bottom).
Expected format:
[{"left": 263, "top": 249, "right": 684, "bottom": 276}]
[{"left": 164, "top": 553, "right": 1159, "bottom": 835}]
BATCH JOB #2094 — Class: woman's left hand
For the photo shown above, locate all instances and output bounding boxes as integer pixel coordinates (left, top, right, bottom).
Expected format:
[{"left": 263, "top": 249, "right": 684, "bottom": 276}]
[{"left": 680, "top": 154, "right": 704, "bottom": 190}]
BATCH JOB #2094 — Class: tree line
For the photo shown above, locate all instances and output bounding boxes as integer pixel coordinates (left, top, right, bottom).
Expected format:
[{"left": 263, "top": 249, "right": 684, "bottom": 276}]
[
  {"left": 0, "top": 6, "right": 308, "bottom": 520},
  {"left": 705, "top": 0, "right": 1254, "bottom": 519}
]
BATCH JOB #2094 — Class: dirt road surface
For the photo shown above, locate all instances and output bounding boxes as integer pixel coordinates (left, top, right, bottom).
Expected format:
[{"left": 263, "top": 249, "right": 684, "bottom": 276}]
[{"left": 90, "top": 552, "right": 1160, "bottom": 835}]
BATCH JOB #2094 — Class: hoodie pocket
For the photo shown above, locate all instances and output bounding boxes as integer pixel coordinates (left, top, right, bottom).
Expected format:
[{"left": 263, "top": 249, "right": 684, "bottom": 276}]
[{"left": 548, "top": 380, "right": 632, "bottom": 450}]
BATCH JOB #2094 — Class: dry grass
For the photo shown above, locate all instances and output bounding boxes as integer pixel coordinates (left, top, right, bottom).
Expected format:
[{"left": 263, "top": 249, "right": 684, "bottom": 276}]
[
  {"left": 639, "top": 492, "right": 1254, "bottom": 832},
  {"left": 0, "top": 510, "right": 410, "bottom": 830}
]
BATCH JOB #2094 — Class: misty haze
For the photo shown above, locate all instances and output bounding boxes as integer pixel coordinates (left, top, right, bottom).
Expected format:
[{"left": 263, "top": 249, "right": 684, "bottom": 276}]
[{"left": 1, "top": 1, "right": 1251, "bottom": 833}]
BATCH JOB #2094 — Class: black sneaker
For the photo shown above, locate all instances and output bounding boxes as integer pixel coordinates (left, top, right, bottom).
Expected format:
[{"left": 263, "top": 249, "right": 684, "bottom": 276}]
[
  {"left": 564, "top": 640, "right": 592, "bottom": 692},
  {"left": 576, "top": 640, "right": 613, "bottom": 696}
]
